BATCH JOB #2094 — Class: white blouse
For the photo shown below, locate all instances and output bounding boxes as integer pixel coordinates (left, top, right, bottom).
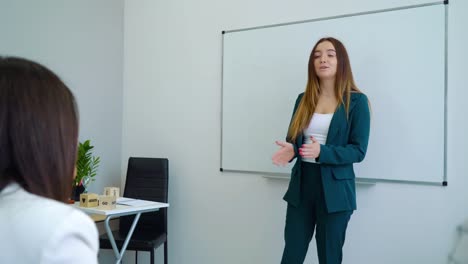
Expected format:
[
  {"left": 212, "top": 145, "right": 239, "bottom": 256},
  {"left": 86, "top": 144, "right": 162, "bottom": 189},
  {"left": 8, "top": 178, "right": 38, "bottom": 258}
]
[
  {"left": 302, "top": 113, "right": 334, "bottom": 163},
  {"left": 0, "top": 183, "right": 98, "bottom": 264}
]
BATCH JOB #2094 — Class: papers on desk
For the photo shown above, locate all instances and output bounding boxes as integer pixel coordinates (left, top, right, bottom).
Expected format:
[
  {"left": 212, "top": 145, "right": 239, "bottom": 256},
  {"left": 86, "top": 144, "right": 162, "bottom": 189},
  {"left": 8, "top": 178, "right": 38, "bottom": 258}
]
[{"left": 116, "top": 197, "right": 155, "bottom": 207}]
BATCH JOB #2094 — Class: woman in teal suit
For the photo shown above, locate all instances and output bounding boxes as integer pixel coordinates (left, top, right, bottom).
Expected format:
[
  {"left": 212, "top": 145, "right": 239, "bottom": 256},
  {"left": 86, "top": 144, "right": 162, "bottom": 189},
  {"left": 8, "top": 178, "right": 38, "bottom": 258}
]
[{"left": 272, "top": 37, "right": 370, "bottom": 264}]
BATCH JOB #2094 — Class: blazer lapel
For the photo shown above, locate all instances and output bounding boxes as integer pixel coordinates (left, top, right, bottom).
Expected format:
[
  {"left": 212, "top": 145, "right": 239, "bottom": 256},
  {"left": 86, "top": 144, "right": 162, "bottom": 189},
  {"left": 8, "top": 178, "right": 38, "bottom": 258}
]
[
  {"left": 296, "top": 133, "right": 303, "bottom": 149},
  {"left": 326, "top": 103, "right": 345, "bottom": 144}
]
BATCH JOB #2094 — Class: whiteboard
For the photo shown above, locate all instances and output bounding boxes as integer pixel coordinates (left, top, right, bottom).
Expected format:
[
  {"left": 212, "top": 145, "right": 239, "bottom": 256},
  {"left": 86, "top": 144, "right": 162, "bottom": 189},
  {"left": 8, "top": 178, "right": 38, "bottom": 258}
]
[{"left": 221, "top": 3, "right": 447, "bottom": 184}]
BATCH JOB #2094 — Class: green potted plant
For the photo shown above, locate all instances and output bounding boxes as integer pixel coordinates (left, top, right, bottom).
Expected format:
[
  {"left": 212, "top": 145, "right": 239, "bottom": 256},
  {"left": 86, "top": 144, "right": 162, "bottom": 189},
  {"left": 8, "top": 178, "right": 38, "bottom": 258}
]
[{"left": 72, "top": 140, "right": 100, "bottom": 200}]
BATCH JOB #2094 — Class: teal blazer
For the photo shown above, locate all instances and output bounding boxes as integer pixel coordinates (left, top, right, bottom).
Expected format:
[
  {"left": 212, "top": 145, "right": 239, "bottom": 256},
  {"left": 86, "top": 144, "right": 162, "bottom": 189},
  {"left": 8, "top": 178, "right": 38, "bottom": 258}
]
[{"left": 283, "top": 92, "right": 370, "bottom": 213}]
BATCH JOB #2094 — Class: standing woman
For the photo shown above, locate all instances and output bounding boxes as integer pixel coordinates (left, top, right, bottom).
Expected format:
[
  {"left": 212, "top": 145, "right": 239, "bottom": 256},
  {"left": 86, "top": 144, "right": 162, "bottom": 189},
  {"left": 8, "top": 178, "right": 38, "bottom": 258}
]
[
  {"left": 272, "top": 37, "right": 370, "bottom": 264},
  {"left": 0, "top": 57, "right": 98, "bottom": 263}
]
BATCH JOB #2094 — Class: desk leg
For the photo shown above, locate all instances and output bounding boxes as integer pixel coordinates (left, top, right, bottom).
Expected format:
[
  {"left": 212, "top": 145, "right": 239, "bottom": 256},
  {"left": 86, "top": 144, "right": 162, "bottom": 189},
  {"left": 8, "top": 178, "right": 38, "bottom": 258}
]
[{"left": 104, "top": 213, "right": 142, "bottom": 264}]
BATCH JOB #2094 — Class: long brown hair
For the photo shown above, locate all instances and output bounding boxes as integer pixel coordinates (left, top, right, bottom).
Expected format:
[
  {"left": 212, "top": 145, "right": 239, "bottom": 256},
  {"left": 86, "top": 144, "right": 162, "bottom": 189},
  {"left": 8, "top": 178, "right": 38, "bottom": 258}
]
[
  {"left": 287, "top": 37, "right": 361, "bottom": 141},
  {"left": 0, "top": 57, "right": 79, "bottom": 202}
]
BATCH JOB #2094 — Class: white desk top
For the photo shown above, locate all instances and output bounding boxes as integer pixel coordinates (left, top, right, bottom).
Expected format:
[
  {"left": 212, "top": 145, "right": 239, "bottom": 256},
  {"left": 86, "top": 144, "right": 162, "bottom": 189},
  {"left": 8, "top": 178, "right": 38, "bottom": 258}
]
[{"left": 73, "top": 197, "right": 169, "bottom": 216}]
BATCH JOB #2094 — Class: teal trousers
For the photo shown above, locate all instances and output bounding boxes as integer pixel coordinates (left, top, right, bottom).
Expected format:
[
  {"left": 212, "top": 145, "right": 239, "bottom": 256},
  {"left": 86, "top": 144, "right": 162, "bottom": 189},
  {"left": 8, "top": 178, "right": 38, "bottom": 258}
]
[{"left": 281, "top": 162, "right": 352, "bottom": 264}]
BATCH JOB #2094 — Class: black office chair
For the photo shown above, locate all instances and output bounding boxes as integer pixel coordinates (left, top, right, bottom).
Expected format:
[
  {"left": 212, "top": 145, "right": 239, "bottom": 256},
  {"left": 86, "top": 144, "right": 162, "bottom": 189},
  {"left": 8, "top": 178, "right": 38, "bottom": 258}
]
[{"left": 99, "top": 157, "right": 169, "bottom": 264}]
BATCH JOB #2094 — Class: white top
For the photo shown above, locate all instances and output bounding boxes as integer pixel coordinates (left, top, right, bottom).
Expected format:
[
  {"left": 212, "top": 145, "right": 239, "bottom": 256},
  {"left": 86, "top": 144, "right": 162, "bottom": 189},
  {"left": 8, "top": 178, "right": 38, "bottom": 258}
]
[
  {"left": 0, "top": 183, "right": 98, "bottom": 264},
  {"left": 302, "top": 113, "right": 334, "bottom": 163}
]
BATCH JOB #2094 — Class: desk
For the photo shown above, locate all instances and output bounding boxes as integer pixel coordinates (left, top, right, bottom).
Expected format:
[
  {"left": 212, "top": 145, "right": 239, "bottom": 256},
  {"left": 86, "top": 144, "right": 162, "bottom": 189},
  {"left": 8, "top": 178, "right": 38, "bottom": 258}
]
[{"left": 74, "top": 198, "right": 169, "bottom": 264}]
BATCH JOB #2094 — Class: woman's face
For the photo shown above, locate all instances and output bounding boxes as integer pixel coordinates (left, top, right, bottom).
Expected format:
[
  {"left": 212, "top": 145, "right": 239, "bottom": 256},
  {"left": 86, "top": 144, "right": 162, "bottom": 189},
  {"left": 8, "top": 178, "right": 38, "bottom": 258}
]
[{"left": 313, "top": 41, "right": 338, "bottom": 81}]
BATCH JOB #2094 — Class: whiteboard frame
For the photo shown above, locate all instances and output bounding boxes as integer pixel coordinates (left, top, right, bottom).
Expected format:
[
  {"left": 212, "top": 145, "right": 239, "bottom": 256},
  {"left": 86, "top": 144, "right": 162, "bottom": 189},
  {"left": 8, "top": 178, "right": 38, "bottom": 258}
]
[{"left": 220, "top": 1, "right": 448, "bottom": 186}]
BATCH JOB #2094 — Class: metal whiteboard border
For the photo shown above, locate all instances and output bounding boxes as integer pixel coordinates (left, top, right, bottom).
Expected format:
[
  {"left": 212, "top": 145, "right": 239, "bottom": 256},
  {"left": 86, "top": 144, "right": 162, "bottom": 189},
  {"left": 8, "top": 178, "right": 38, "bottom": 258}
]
[
  {"left": 443, "top": 1, "right": 449, "bottom": 185},
  {"left": 220, "top": 32, "right": 225, "bottom": 171},
  {"left": 222, "top": 1, "right": 445, "bottom": 34},
  {"left": 220, "top": 169, "right": 445, "bottom": 186}
]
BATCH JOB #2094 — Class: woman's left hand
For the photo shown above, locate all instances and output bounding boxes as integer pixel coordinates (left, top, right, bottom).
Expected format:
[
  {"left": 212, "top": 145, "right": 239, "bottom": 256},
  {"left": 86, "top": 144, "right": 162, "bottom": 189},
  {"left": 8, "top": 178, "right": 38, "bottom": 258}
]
[{"left": 299, "top": 136, "right": 321, "bottom": 159}]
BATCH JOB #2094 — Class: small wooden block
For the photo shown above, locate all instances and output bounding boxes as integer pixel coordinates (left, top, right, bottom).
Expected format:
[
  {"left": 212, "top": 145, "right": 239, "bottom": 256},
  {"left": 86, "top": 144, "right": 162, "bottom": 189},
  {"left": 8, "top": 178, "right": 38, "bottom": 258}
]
[
  {"left": 79, "top": 193, "right": 99, "bottom": 207},
  {"left": 98, "top": 195, "right": 117, "bottom": 210},
  {"left": 104, "top": 187, "right": 120, "bottom": 197}
]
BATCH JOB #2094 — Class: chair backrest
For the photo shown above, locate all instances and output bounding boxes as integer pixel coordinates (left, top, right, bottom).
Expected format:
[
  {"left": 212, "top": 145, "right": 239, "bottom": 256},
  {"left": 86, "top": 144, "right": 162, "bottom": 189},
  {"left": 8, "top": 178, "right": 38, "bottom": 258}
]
[{"left": 119, "top": 157, "right": 168, "bottom": 236}]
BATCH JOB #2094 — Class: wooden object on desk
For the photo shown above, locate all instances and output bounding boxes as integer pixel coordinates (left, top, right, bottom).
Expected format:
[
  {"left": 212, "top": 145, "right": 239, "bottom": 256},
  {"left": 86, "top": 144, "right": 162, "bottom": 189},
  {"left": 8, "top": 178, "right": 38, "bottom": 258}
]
[
  {"left": 79, "top": 193, "right": 99, "bottom": 207},
  {"left": 104, "top": 187, "right": 120, "bottom": 197},
  {"left": 98, "top": 195, "right": 117, "bottom": 210}
]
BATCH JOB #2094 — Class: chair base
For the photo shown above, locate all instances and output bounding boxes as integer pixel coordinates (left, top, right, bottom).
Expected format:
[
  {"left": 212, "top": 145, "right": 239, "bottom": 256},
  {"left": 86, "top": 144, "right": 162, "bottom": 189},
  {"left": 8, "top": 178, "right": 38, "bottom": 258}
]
[{"left": 99, "top": 232, "right": 167, "bottom": 264}]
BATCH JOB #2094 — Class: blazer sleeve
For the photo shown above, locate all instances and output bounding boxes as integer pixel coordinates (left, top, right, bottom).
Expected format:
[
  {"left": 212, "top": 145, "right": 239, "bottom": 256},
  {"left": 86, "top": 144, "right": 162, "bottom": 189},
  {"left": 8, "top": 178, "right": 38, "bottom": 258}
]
[
  {"left": 40, "top": 210, "right": 99, "bottom": 264},
  {"left": 286, "top": 93, "right": 303, "bottom": 162},
  {"left": 318, "top": 93, "right": 371, "bottom": 165}
]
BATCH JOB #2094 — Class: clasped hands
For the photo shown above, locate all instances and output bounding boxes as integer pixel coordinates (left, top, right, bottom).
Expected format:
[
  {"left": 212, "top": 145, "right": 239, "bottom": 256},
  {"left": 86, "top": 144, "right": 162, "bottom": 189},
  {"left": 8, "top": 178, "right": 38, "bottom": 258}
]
[{"left": 272, "top": 136, "right": 320, "bottom": 166}]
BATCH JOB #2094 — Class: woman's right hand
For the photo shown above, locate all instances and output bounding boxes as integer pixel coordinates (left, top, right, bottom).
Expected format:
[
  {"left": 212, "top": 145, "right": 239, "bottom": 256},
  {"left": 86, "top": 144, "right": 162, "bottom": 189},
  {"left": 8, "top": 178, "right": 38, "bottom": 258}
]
[{"left": 272, "top": 141, "right": 295, "bottom": 166}]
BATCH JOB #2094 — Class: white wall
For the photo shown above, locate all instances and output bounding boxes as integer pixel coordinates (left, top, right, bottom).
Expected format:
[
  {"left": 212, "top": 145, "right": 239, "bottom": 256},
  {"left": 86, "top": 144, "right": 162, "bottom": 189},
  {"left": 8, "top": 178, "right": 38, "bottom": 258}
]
[
  {"left": 0, "top": 0, "right": 124, "bottom": 194},
  {"left": 122, "top": 0, "right": 468, "bottom": 263}
]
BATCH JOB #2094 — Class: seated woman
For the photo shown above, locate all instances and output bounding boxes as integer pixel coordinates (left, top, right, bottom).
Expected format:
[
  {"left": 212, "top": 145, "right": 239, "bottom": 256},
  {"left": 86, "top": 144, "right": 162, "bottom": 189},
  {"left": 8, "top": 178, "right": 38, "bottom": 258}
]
[{"left": 0, "top": 57, "right": 98, "bottom": 263}]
